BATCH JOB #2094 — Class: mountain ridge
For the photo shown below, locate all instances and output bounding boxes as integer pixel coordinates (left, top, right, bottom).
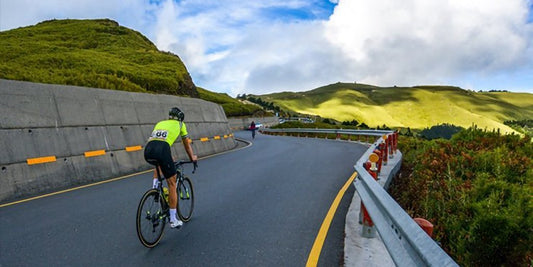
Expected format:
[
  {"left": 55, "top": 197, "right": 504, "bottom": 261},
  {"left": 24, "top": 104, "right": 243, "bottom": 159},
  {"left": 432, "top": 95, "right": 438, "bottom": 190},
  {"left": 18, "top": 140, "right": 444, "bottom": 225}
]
[{"left": 254, "top": 82, "right": 533, "bottom": 133}]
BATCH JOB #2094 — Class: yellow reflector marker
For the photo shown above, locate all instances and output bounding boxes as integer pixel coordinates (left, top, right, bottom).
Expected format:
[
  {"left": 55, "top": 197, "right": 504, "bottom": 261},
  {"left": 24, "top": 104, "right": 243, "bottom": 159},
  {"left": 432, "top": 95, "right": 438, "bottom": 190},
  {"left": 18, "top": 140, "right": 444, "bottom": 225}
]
[
  {"left": 125, "top": 145, "right": 142, "bottom": 152},
  {"left": 84, "top": 150, "right": 106, "bottom": 157},
  {"left": 214, "top": 135, "right": 221, "bottom": 140},
  {"left": 368, "top": 153, "right": 380, "bottom": 163},
  {"left": 27, "top": 156, "right": 57, "bottom": 165},
  {"left": 200, "top": 137, "right": 209, "bottom": 142}
]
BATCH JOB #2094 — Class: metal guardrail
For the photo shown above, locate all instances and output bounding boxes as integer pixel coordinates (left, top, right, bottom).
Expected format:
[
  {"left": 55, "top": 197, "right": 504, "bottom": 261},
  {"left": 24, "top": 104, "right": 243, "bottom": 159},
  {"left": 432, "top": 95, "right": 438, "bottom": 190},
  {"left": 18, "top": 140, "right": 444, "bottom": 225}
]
[
  {"left": 261, "top": 128, "right": 458, "bottom": 267},
  {"left": 261, "top": 128, "right": 393, "bottom": 136}
]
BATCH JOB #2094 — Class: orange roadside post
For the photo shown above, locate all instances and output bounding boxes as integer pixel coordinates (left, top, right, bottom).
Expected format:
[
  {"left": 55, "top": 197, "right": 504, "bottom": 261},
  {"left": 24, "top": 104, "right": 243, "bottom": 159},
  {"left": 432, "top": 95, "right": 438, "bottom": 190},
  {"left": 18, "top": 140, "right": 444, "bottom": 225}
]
[{"left": 414, "top": 218, "right": 434, "bottom": 237}]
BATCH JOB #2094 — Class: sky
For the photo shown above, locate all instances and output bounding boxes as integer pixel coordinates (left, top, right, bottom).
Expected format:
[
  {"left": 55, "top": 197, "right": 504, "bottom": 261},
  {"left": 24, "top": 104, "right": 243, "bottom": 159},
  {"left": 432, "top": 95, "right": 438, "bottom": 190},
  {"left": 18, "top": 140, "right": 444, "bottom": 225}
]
[{"left": 1, "top": 0, "right": 532, "bottom": 96}]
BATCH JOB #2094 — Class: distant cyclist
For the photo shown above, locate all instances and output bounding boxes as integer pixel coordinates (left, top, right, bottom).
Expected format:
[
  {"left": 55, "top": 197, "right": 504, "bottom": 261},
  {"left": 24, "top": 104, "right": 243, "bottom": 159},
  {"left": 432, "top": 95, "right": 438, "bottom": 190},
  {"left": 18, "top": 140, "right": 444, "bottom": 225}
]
[
  {"left": 250, "top": 121, "right": 256, "bottom": 139},
  {"left": 144, "top": 107, "right": 198, "bottom": 228}
]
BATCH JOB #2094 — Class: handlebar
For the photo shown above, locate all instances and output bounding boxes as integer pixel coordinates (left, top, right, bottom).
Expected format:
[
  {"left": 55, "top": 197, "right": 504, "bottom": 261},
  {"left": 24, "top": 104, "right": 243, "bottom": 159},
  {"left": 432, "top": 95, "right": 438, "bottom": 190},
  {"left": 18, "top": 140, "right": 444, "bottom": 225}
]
[{"left": 175, "top": 160, "right": 198, "bottom": 173}]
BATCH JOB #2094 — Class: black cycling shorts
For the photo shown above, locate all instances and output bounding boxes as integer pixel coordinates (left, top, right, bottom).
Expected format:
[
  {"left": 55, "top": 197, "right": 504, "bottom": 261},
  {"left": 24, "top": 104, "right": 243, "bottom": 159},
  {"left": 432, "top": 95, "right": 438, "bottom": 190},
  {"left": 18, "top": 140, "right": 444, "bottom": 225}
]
[{"left": 144, "top": 140, "right": 176, "bottom": 179}]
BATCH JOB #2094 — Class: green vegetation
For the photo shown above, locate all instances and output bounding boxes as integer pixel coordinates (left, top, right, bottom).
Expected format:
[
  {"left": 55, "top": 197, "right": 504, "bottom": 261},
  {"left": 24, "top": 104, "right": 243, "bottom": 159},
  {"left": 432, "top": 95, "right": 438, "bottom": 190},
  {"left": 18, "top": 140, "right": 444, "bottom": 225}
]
[
  {"left": 419, "top": 123, "right": 464, "bottom": 140},
  {"left": 197, "top": 87, "right": 264, "bottom": 116},
  {"left": 0, "top": 19, "right": 198, "bottom": 97},
  {"left": 389, "top": 128, "right": 532, "bottom": 266},
  {"left": 256, "top": 83, "right": 533, "bottom": 134},
  {"left": 504, "top": 119, "right": 533, "bottom": 136},
  {"left": 237, "top": 94, "right": 287, "bottom": 116}
]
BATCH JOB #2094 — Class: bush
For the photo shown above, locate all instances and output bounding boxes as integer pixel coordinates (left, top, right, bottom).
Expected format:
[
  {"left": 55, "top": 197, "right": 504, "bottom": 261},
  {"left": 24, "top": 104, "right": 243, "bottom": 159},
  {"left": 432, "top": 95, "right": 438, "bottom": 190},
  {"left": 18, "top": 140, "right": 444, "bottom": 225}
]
[
  {"left": 389, "top": 127, "right": 532, "bottom": 266},
  {"left": 419, "top": 123, "right": 464, "bottom": 140}
]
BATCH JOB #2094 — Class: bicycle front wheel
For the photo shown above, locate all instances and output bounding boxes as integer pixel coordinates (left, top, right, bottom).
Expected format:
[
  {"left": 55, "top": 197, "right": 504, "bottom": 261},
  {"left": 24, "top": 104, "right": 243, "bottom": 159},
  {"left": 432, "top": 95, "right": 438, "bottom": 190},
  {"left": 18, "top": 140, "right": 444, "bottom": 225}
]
[
  {"left": 177, "top": 177, "right": 194, "bottom": 222},
  {"left": 136, "top": 189, "right": 166, "bottom": 248}
]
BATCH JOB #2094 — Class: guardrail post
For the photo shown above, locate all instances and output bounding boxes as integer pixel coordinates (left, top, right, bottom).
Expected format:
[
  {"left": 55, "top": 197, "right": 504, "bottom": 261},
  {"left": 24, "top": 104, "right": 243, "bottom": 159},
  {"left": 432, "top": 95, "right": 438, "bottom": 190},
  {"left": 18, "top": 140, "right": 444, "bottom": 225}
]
[
  {"left": 360, "top": 154, "right": 380, "bottom": 238},
  {"left": 373, "top": 149, "right": 382, "bottom": 174},
  {"left": 382, "top": 135, "right": 389, "bottom": 165},
  {"left": 388, "top": 134, "right": 393, "bottom": 158},
  {"left": 394, "top": 131, "right": 399, "bottom": 153},
  {"left": 359, "top": 161, "right": 372, "bottom": 224}
]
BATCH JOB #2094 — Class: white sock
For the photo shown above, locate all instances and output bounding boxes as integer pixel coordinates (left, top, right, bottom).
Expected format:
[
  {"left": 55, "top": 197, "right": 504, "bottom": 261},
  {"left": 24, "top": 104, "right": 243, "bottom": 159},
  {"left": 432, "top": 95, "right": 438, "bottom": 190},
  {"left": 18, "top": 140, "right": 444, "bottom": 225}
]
[
  {"left": 152, "top": 178, "right": 159, "bottom": 188},
  {"left": 170, "top": 209, "right": 177, "bottom": 222}
]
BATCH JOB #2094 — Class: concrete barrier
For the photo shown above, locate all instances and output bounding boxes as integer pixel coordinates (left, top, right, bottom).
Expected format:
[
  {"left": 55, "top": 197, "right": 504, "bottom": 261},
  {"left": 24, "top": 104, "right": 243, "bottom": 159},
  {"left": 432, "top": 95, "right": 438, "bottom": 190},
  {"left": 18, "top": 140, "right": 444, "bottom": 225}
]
[{"left": 0, "top": 79, "right": 236, "bottom": 202}]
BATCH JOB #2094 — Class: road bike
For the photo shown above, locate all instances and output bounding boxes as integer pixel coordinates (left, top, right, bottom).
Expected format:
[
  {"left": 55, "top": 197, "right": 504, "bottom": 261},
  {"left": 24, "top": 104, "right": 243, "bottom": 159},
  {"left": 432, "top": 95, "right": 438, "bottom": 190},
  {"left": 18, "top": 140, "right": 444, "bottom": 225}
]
[{"left": 136, "top": 160, "right": 197, "bottom": 248}]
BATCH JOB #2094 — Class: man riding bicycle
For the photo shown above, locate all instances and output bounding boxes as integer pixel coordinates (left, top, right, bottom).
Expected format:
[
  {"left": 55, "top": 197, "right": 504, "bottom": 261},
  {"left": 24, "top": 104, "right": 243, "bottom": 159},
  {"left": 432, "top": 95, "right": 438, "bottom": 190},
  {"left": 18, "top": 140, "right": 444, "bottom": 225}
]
[{"left": 144, "top": 107, "right": 198, "bottom": 228}]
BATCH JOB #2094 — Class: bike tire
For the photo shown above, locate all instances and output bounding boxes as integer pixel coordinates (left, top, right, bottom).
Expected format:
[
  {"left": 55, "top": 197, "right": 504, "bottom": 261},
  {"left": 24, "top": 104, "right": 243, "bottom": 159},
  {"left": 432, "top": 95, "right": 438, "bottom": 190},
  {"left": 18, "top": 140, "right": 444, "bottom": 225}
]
[
  {"left": 136, "top": 189, "right": 166, "bottom": 248},
  {"left": 177, "top": 177, "right": 194, "bottom": 222}
]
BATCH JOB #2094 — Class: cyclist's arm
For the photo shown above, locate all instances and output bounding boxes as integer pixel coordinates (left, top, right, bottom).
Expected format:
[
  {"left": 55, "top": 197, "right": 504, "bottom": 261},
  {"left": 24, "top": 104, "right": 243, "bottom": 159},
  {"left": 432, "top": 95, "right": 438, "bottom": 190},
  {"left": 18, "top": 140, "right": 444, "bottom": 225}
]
[{"left": 182, "top": 137, "right": 197, "bottom": 162}]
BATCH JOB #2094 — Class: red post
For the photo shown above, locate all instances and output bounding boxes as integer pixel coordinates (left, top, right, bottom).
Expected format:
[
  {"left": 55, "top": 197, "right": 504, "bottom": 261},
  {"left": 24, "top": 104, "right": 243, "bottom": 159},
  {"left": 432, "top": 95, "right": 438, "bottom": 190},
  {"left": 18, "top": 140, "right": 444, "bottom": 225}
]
[
  {"left": 361, "top": 159, "right": 379, "bottom": 237},
  {"left": 388, "top": 133, "right": 394, "bottom": 157},
  {"left": 373, "top": 149, "right": 382, "bottom": 174},
  {"left": 414, "top": 218, "right": 434, "bottom": 237},
  {"left": 394, "top": 132, "right": 400, "bottom": 153},
  {"left": 361, "top": 203, "right": 373, "bottom": 226},
  {"left": 382, "top": 137, "right": 388, "bottom": 165}
]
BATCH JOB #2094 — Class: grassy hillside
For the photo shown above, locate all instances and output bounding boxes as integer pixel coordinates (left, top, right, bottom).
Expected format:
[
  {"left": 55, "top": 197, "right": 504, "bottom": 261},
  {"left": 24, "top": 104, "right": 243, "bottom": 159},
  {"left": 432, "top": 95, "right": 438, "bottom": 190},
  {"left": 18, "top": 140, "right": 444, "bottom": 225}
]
[
  {"left": 196, "top": 87, "right": 265, "bottom": 117},
  {"left": 258, "top": 83, "right": 533, "bottom": 133},
  {"left": 0, "top": 19, "right": 198, "bottom": 97}
]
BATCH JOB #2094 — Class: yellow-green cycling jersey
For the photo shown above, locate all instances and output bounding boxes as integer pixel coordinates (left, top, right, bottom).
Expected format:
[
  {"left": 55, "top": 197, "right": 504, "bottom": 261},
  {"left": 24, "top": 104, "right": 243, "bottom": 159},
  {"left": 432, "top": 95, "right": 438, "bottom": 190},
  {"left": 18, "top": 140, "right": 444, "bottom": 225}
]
[{"left": 148, "top": 120, "right": 188, "bottom": 146}]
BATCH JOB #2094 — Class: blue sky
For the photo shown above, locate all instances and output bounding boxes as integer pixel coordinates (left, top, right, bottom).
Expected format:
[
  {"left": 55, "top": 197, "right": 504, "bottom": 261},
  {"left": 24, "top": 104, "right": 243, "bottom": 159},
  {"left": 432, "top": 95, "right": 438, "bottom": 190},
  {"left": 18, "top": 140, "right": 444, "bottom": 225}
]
[{"left": 1, "top": 0, "right": 532, "bottom": 96}]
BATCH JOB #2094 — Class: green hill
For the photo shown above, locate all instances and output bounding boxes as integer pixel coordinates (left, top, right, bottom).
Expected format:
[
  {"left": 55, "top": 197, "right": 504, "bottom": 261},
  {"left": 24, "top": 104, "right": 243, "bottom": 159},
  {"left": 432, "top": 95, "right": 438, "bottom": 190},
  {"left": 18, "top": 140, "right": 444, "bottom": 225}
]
[
  {"left": 257, "top": 83, "right": 533, "bottom": 133},
  {"left": 0, "top": 19, "right": 198, "bottom": 97},
  {"left": 196, "top": 87, "right": 266, "bottom": 117}
]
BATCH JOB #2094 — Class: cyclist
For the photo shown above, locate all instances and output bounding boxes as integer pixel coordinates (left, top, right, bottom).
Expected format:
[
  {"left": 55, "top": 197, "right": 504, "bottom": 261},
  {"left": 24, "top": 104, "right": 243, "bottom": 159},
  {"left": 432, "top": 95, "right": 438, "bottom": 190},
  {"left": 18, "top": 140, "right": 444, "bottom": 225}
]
[
  {"left": 250, "top": 121, "right": 256, "bottom": 139},
  {"left": 144, "top": 107, "right": 198, "bottom": 228}
]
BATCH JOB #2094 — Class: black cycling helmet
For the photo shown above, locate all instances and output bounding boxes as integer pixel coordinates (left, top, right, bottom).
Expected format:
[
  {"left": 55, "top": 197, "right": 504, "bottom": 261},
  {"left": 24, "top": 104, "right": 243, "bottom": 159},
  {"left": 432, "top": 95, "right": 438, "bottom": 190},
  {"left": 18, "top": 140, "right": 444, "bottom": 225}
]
[{"left": 169, "top": 107, "right": 184, "bottom": 121}]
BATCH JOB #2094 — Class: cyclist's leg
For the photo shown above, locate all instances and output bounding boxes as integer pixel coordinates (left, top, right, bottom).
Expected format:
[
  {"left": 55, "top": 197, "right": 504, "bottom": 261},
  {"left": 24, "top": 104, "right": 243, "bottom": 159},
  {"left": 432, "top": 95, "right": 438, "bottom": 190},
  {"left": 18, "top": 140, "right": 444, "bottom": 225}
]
[
  {"left": 157, "top": 143, "right": 182, "bottom": 228},
  {"left": 144, "top": 140, "right": 165, "bottom": 188},
  {"left": 166, "top": 174, "right": 177, "bottom": 209}
]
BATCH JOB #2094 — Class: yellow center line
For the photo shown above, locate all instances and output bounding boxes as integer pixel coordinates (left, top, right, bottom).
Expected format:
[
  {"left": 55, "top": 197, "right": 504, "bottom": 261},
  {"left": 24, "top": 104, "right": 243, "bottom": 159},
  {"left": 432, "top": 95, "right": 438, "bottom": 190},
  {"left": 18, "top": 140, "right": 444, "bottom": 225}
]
[{"left": 306, "top": 171, "right": 358, "bottom": 267}]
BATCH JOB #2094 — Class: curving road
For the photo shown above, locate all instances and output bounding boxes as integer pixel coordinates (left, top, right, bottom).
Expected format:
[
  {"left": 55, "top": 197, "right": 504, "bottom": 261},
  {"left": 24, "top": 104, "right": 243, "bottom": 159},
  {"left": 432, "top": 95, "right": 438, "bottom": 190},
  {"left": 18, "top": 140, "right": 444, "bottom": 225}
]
[{"left": 0, "top": 131, "right": 367, "bottom": 266}]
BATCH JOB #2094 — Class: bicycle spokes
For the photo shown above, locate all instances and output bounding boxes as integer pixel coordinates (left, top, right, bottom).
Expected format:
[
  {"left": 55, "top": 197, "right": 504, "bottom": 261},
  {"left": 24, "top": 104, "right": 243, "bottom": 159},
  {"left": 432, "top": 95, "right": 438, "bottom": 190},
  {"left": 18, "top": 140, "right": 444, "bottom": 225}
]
[{"left": 137, "top": 190, "right": 167, "bottom": 248}]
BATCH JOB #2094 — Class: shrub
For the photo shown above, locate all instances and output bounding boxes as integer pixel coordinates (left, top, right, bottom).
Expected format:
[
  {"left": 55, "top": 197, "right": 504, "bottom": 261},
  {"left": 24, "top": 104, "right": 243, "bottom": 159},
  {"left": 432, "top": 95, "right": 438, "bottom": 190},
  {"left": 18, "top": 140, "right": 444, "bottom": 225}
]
[{"left": 389, "top": 127, "right": 532, "bottom": 266}]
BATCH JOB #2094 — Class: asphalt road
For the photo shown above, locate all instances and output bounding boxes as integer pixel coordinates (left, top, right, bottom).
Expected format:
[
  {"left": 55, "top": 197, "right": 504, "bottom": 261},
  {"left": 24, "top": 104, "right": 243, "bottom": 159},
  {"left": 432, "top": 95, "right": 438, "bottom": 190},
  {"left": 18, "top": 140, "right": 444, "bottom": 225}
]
[{"left": 0, "top": 131, "right": 367, "bottom": 266}]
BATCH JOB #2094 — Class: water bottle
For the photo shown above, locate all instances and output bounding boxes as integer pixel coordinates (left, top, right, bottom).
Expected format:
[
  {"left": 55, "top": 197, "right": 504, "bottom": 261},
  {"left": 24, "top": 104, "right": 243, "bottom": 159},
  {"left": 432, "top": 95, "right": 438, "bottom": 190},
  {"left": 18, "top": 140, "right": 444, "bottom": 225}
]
[{"left": 163, "top": 187, "right": 169, "bottom": 202}]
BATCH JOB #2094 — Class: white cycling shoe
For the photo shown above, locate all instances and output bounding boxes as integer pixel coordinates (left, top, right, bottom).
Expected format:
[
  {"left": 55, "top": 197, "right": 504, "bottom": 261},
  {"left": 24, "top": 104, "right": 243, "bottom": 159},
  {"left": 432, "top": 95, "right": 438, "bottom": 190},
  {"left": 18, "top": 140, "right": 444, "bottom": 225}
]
[{"left": 170, "top": 219, "right": 183, "bottom": 229}]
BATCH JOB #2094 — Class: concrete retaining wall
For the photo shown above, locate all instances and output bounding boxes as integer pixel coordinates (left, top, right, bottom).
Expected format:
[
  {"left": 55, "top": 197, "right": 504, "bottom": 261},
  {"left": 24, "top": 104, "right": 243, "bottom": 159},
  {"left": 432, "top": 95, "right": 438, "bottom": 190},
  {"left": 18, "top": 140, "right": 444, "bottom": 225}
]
[
  {"left": 0, "top": 79, "right": 236, "bottom": 202},
  {"left": 228, "top": 116, "right": 279, "bottom": 130}
]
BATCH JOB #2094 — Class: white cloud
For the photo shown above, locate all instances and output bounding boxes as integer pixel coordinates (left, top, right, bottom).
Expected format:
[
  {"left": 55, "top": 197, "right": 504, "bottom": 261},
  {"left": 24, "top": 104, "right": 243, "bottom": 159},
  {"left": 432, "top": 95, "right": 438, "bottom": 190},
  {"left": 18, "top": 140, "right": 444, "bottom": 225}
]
[
  {"left": 153, "top": 0, "right": 533, "bottom": 95},
  {"left": 323, "top": 0, "right": 533, "bottom": 88},
  {"left": 1, "top": 0, "right": 532, "bottom": 94}
]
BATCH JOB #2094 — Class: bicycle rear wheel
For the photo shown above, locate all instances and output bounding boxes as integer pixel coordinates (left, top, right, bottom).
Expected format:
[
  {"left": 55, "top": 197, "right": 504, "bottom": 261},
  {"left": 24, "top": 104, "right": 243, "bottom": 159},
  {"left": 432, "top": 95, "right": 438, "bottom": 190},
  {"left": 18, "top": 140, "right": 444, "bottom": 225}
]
[
  {"left": 136, "top": 189, "right": 166, "bottom": 248},
  {"left": 177, "top": 177, "right": 194, "bottom": 222}
]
